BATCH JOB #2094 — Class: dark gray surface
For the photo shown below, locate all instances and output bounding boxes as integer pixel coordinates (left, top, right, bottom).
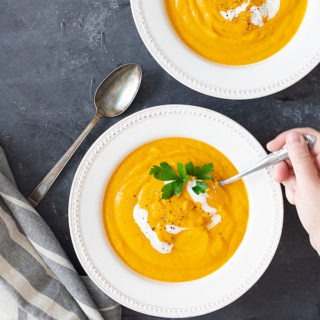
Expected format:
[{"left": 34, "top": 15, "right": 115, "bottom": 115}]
[{"left": 1, "top": 1, "right": 320, "bottom": 319}]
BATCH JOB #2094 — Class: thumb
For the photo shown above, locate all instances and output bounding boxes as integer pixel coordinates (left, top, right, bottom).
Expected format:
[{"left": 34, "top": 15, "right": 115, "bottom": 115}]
[{"left": 286, "top": 132, "right": 317, "bottom": 185}]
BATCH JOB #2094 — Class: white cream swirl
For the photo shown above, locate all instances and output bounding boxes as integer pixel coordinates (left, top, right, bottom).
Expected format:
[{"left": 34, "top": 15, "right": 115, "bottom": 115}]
[
  {"left": 186, "top": 180, "right": 221, "bottom": 230},
  {"left": 220, "top": 0, "right": 280, "bottom": 27},
  {"left": 133, "top": 204, "right": 174, "bottom": 254}
]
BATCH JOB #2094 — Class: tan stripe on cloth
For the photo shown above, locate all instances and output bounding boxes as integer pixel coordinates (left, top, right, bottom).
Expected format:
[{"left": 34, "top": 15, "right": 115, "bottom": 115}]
[{"left": 0, "top": 256, "right": 81, "bottom": 320}]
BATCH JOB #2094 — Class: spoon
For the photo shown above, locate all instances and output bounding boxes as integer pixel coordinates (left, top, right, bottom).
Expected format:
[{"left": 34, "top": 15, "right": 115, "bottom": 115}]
[
  {"left": 218, "top": 134, "right": 317, "bottom": 187},
  {"left": 28, "top": 63, "right": 142, "bottom": 207}
]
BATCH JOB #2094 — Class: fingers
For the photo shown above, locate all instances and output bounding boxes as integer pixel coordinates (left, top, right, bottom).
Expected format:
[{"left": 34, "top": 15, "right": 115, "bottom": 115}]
[
  {"left": 272, "top": 161, "right": 290, "bottom": 183},
  {"left": 286, "top": 132, "right": 318, "bottom": 187},
  {"left": 267, "top": 127, "right": 320, "bottom": 154},
  {"left": 281, "top": 174, "right": 297, "bottom": 204},
  {"left": 266, "top": 137, "right": 284, "bottom": 152},
  {"left": 267, "top": 128, "right": 320, "bottom": 253},
  {"left": 271, "top": 159, "right": 296, "bottom": 204}
]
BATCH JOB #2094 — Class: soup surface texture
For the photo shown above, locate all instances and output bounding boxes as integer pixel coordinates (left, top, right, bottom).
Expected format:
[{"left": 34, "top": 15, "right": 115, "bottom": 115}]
[
  {"left": 103, "top": 138, "right": 249, "bottom": 282},
  {"left": 165, "top": 0, "right": 307, "bottom": 65}
]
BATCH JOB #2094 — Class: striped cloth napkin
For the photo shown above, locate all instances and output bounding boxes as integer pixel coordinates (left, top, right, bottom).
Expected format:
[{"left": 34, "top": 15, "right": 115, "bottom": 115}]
[{"left": 0, "top": 145, "right": 121, "bottom": 320}]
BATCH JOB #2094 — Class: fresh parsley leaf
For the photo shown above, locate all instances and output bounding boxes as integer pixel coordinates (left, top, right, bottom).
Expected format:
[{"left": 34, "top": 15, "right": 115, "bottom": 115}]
[
  {"left": 185, "top": 162, "right": 213, "bottom": 180},
  {"left": 185, "top": 162, "right": 195, "bottom": 175},
  {"left": 149, "top": 161, "right": 214, "bottom": 199},
  {"left": 172, "top": 180, "right": 184, "bottom": 195},
  {"left": 149, "top": 162, "right": 179, "bottom": 181},
  {"left": 161, "top": 180, "right": 184, "bottom": 199},
  {"left": 192, "top": 180, "right": 209, "bottom": 195},
  {"left": 161, "top": 182, "right": 175, "bottom": 199},
  {"left": 177, "top": 162, "right": 189, "bottom": 182}
]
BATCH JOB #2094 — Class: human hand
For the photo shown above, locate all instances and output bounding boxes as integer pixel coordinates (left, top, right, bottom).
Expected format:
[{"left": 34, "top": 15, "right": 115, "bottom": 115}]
[{"left": 267, "top": 128, "right": 320, "bottom": 254}]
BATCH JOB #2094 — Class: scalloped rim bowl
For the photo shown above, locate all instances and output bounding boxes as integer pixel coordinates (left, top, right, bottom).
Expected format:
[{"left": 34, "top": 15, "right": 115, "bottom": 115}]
[
  {"left": 130, "top": 0, "right": 320, "bottom": 99},
  {"left": 69, "top": 105, "right": 283, "bottom": 317}
]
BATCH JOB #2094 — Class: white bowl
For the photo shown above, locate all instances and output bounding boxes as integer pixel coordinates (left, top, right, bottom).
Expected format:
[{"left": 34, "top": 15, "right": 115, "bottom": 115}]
[
  {"left": 69, "top": 105, "right": 283, "bottom": 317},
  {"left": 131, "top": 0, "right": 320, "bottom": 99}
]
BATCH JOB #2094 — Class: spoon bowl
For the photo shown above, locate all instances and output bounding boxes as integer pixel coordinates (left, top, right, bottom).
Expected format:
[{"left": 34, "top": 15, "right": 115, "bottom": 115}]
[
  {"left": 28, "top": 63, "right": 142, "bottom": 207},
  {"left": 95, "top": 64, "right": 142, "bottom": 117}
]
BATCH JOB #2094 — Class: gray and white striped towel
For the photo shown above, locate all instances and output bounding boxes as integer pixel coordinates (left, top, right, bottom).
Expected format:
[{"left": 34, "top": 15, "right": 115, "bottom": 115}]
[{"left": 0, "top": 145, "right": 121, "bottom": 320}]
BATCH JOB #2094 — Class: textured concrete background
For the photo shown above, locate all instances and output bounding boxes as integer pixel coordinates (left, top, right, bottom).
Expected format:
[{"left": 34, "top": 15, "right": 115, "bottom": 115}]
[{"left": 1, "top": 0, "right": 320, "bottom": 319}]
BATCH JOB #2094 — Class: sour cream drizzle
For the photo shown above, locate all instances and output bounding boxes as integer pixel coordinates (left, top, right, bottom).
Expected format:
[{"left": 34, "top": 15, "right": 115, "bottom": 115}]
[
  {"left": 250, "top": 0, "right": 280, "bottom": 27},
  {"left": 220, "top": 0, "right": 250, "bottom": 21},
  {"left": 133, "top": 204, "right": 174, "bottom": 254},
  {"left": 220, "top": 0, "right": 280, "bottom": 27},
  {"left": 186, "top": 181, "right": 221, "bottom": 230},
  {"left": 165, "top": 225, "right": 189, "bottom": 234}
]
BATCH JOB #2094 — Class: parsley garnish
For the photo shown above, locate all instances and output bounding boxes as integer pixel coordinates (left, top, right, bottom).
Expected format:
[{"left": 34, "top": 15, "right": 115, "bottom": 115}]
[
  {"left": 185, "top": 162, "right": 213, "bottom": 180},
  {"left": 149, "top": 162, "right": 179, "bottom": 181},
  {"left": 149, "top": 162, "right": 213, "bottom": 199},
  {"left": 192, "top": 180, "right": 209, "bottom": 195}
]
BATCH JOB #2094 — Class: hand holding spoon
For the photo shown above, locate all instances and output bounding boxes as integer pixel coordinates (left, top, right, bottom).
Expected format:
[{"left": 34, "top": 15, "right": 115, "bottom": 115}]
[
  {"left": 28, "top": 63, "right": 142, "bottom": 207},
  {"left": 218, "top": 134, "right": 317, "bottom": 186}
]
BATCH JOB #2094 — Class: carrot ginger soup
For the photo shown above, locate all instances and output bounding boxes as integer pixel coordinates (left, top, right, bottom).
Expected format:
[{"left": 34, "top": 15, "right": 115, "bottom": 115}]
[
  {"left": 103, "top": 137, "right": 249, "bottom": 282},
  {"left": 165, "top": 0, "right": 307, "bottom": 65}
]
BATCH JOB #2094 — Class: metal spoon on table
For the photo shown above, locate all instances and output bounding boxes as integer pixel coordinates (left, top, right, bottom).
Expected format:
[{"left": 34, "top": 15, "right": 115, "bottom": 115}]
[
  {"left": 218, "top": 134, "right": 317, "bottom": 187},
  {"left": 28, "top": 63, "right": 142, "bottom": 207}
]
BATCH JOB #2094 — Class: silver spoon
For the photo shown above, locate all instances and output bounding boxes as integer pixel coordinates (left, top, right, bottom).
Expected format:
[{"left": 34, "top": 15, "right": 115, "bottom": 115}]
[
  {"left": 218, "top": 134, "right": 317, "bottom": 186},
  {"left": 28, "top": 63, "right": 142, "bottom": 207}
]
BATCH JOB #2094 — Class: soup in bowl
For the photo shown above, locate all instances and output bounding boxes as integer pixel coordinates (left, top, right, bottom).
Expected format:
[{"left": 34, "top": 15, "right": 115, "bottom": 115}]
[
  {"left": 103, "top": 137, "right": 249, "bottom": 282},
  {"left": 165, "top": 0, "right": 307, "bottom": 65}
]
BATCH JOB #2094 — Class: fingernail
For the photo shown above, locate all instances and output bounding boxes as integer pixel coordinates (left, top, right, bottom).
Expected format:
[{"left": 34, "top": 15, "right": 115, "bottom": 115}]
[{"left": 287, "top": 132, "right": 305, "bottom": 146}]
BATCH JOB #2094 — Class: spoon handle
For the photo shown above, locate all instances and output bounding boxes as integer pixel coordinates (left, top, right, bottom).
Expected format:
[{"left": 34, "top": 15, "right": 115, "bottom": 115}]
[
  {"left": 28, "top": 115, "right": 100, "bottom": 207},
  {"left": 218, "top": 134, "right": 317, "bottom": 187}
]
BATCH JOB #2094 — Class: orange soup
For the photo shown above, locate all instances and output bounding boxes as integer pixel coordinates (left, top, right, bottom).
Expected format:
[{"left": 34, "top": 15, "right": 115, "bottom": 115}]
[
  {"left": 103, "top": 137, "right": 249, "bottom": 282},
  {"left": 165, "top": 0, "right": 307, "bottom": 65}
]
